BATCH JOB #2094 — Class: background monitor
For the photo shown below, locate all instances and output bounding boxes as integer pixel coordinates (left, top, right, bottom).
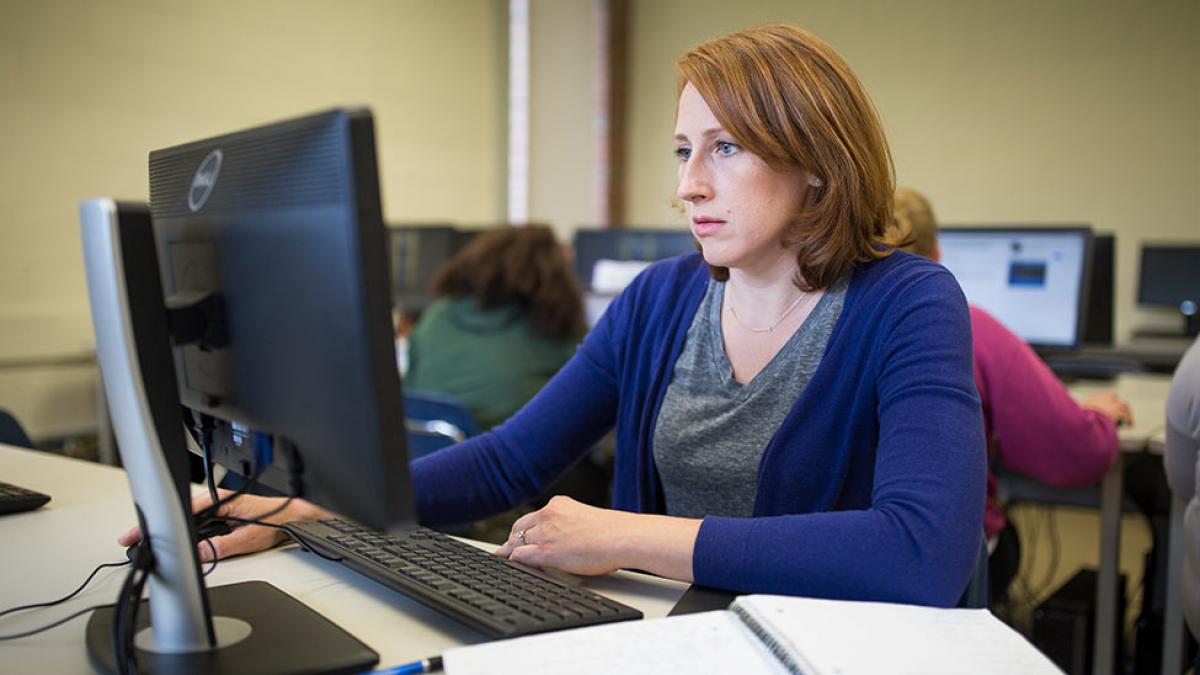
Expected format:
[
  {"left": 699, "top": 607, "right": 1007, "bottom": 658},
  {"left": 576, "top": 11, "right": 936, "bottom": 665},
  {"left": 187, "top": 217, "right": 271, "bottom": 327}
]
[
  {"left": 388, "top": 225, "right": 480, "bottom": 314},
  {"left": 572, "top": 227, "right": 695, "bottom": 289},
  {"left": 937, "top": 226, "right": 1093, "bottom": 350},
  {"left": 1137, "top": 244, "right": 1200, "bottom": 336}
]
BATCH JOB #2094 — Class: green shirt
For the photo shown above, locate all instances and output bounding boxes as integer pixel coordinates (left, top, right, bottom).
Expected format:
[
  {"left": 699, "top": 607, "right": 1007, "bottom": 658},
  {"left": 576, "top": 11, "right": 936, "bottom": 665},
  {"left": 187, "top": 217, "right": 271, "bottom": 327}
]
[{"left": 405, "top": 297, "right": 579, "bottom": 431}]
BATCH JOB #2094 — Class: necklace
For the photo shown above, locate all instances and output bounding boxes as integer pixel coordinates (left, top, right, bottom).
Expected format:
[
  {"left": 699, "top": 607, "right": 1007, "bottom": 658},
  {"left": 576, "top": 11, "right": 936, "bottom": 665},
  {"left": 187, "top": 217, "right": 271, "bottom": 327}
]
[{"left": 727, "top": 288, "right": 810, "bottom": 333}]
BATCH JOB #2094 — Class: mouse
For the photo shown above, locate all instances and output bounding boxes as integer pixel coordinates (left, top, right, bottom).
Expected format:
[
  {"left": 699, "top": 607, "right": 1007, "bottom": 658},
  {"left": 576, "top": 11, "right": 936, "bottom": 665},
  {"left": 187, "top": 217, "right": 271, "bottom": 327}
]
[{"left": 125, "top": 520, "right": 233, "bottom": 562}]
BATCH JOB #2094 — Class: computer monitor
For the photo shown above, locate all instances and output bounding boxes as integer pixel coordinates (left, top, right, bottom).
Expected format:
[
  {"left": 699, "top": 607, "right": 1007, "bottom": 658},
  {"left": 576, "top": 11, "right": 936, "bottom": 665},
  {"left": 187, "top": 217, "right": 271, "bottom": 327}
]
[
  {"left": 572, "top": 227, "right": 696, "bottom": 289},
  {"left": 1137, "top": 244, "right": 1200, "bottom": 337},
  {"left": 81, "top": 108, "right": 412, "bottom": 672},
  {"left": 388, "top": 224, "right": 478, "bottom": 313},
  {"left": 936, "top": 227, "right": 1093, "bottom": 350}
]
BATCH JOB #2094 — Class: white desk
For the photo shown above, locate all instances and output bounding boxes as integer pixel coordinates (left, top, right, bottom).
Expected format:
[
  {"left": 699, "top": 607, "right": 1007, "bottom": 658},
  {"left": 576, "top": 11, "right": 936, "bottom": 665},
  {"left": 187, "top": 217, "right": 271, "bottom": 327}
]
[
  {"left": 0, "top": 445, "right": 688, "bottom": 672},
  {"left": 1055, "top": 374, "right": 1178, "bottom": 675}
]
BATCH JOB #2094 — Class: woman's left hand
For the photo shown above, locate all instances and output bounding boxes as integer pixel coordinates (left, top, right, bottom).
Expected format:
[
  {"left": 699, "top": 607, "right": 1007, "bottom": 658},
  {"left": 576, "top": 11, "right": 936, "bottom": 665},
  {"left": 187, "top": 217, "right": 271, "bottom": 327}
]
[{"left": 494, "top": 495, "right": 635, "bottom": 576}]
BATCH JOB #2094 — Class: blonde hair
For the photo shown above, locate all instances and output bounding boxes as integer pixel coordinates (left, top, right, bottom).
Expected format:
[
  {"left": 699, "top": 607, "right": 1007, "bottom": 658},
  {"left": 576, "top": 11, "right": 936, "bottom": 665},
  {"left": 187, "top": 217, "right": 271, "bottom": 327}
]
[
  {"left": 892, "top": 187, "right": 938, "bottom": 259},
  {"left": 676, "top": 23, "right": 898, "bottom": 290}
]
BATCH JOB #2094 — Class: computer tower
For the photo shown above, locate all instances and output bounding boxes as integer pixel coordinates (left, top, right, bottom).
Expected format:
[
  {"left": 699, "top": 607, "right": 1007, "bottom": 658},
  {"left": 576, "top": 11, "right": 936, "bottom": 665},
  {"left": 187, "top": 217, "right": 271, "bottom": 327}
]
[
  {"left": 1082, "top": 233, "right": 1114, "bottom": 346},
  {"left": 1031, "top": 568, "right": 1126, "bottom": 675}
]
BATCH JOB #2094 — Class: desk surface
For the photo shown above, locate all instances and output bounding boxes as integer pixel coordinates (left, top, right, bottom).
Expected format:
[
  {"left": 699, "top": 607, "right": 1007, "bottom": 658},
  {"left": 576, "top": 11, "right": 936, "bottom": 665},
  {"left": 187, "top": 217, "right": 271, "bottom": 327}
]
[
  {"left": 1065, "top": 372, "right": 1170, "bottom": 452},
  {"left": 0, "top": 445, "right": 688, "bottom": 672}
]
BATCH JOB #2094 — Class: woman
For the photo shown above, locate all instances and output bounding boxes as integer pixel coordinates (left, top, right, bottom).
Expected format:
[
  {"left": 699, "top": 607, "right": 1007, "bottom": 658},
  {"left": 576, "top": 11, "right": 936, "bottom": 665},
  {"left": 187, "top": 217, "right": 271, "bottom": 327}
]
[
  {"left": 406, "top": 225, "right": 585, "bottom": 431},
  {"left": 891, "top": 187, "right": 1131, "bottom": 604},
  {"left": 121, "top": 24, "right": 985, "bottom": 607}
]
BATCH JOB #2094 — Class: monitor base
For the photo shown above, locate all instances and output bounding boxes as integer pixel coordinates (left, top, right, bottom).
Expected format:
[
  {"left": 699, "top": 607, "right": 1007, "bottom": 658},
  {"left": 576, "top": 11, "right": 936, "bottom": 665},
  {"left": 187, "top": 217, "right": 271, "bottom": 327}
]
[{"left": 85, "top": 580, "right": 378, "bottom": 674}]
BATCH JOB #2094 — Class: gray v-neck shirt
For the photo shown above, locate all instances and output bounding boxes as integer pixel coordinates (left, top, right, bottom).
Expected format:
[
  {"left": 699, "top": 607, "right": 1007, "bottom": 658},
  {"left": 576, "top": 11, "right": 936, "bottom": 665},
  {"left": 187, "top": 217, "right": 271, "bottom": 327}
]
[{"left": 652, "top": 276, "right": 847, "bottom": 518}]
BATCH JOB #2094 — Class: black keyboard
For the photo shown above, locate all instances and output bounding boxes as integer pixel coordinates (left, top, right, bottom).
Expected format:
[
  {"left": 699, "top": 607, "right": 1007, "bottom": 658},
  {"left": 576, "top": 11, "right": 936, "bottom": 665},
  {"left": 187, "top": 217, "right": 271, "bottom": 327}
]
[
  {"left": 285, "top": 519, "right": 642, "bottom": 638},
  {"left": 0, "top": 481, "right": 51, "bottom": 515}
]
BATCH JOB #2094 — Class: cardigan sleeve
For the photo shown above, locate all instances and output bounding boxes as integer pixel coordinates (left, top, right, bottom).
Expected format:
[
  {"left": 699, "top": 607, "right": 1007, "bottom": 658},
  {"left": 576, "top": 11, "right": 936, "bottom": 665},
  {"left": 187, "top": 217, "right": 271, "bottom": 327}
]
[
  {"left": 971, "top": 306, "right": 1118, "bottom": 486},
  {"left": 692, "top": 267, "right": 987, "bottom": 607}
]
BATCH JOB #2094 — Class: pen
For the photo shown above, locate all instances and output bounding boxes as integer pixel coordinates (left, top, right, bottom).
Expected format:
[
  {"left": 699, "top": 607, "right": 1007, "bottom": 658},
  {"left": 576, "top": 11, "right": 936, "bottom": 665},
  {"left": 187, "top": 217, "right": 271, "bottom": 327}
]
[{"left": 369, "top": 655, "right": 443, "bottom": 674}]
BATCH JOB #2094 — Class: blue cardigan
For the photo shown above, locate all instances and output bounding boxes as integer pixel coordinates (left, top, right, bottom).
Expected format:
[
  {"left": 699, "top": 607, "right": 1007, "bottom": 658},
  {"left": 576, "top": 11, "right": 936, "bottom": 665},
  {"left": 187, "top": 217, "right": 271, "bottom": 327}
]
[{"left": 412, "top": 251, "right": 986, "bottom": 607}]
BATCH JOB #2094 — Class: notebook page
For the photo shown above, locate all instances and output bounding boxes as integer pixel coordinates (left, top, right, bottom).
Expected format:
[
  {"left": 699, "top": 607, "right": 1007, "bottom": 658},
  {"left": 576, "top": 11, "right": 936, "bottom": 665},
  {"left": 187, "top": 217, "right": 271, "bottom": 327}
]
[
  {"left": 733, "top": 595, "right": 1063, "bottom": 675},
  {"left": 442, "top": 610, "right": 788, "bottom": 675}
]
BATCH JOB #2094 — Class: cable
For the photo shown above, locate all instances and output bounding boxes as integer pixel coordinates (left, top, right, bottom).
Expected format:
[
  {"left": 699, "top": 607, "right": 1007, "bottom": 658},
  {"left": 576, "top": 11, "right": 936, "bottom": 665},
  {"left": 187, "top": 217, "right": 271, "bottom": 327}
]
[
  {"left": 124, "top": 563, "right": 151, "bottom": 674},
  {"left": 114, "top": 507, "right": 154, "bottom": 675},
  {"left": 0, "top": 604, "right": 114, "bottom": 641},
  {"left": 219, "top": 512, "right": 345, "bottom": 563},
  {"left": 202, "top": 539, "right": 218, "bottom": 577},
  {"left": 0, "top": 560, "right": 129, "bottom": 618},
  {"left": 198, "top": 414, "right": 220, "bottom": 511},
  {"left": 191, "top": 435, "right": 342, "bottom": 563}
]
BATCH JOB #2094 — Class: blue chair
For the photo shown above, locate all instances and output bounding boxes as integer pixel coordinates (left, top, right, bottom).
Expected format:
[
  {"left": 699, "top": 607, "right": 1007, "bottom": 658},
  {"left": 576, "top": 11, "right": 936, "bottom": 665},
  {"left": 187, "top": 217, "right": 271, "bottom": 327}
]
[
  {"left": 0, "top": 409, "right": 34, "bottom": 449},
  {"left": 404, "top": 390, "right": 479, "bottom": 459}
]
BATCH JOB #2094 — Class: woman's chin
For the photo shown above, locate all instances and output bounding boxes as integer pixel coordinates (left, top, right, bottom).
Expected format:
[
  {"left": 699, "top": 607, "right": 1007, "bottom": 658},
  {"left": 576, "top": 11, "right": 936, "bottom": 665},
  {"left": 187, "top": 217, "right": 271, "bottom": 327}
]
[{"left": 697, "top": 243, "right": 731, "bottom": 269}]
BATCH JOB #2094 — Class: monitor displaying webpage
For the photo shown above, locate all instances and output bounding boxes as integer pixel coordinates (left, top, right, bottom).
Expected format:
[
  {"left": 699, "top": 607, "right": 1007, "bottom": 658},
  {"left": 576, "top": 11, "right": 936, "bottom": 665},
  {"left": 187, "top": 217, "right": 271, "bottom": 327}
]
[{"left": 937, "top": 229, "right": 1089, "bottom": 348}]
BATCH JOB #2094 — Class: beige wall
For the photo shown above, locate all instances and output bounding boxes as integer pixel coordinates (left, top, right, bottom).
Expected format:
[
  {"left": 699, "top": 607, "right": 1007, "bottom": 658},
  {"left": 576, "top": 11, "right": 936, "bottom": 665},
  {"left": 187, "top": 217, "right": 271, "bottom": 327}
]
[
  {"left": 0, "top": 0, "right": 507, "bottom": 438},
  {"left": 624, "top": 0, "right": 1200, "bottom": 342},
  {"left": 529, "top": 0, "right": 598, "bottom": 242}
]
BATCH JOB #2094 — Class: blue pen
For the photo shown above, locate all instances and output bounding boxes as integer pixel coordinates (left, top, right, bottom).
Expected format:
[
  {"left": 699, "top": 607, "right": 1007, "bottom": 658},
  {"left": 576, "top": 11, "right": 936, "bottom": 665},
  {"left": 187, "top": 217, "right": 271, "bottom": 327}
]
[{"left": 368, "top": 655, "right": 443, "bottom": 675}]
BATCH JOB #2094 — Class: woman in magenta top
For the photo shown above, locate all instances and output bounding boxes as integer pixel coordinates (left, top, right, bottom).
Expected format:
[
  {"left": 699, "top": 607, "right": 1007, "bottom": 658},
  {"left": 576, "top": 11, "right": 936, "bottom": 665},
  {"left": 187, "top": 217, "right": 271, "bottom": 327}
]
[{"left": 893, "top": 187, "right": 1132, "bottom": 601}]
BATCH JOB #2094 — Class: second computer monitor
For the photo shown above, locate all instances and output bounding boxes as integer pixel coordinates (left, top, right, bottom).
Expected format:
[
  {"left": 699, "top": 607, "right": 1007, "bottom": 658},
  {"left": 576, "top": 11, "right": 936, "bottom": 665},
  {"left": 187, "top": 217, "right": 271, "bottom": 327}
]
[
  {"left": 1138, "top": 244, "right": 1200, "bottom": 336},
  {"left": 937, "top": 227, "right": 1092, "bottom": 350}
]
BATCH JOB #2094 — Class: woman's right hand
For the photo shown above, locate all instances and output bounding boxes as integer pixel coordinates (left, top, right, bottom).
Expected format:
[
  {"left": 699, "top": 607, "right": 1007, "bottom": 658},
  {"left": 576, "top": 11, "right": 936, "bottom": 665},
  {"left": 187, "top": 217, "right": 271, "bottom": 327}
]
[
  {"left": 1081, "top": 391, "right": 1134, "bottom": 427},
  {"left": 116, "top": 489, "right": 332, "bottom": 562}
]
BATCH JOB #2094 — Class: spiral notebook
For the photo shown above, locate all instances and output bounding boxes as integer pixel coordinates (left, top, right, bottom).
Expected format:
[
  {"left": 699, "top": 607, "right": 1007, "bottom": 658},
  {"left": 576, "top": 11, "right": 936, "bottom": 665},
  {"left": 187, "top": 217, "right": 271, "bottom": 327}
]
[{"left": 442, "top": 594, "right": 1064, "bottom": 675}]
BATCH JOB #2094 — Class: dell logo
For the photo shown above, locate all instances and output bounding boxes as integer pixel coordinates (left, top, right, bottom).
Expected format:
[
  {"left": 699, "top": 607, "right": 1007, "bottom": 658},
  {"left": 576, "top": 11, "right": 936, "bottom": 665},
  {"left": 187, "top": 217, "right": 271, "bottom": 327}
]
[{"left": 188, "top": 149, "right": 223, "bottom": 212}]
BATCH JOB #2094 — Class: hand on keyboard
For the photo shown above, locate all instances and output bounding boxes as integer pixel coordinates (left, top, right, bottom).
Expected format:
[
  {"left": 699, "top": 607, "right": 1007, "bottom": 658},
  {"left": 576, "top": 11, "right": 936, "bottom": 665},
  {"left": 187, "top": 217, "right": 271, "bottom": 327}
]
[
  {"left": 117, "top": 489, "right": 332, "bottom": 561},
  {"left": 495, "top": 495, "right": 701, "bottom": 581},
  {"left": 1080, "top": 391, "right": 1134, "bottom": 427}
]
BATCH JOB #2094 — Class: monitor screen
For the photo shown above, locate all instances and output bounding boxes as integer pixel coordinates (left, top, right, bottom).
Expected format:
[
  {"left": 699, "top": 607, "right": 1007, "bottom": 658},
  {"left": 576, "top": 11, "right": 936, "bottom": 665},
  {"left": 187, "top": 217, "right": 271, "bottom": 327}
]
[
  {"left": 1137, "top": 244, "right": 1200, "bottom": 309},
  {"left": 146, "top": 108, "right": 414, "bottom": 530},
  {"left": 937, "top": 227, "right": 1092, "bottom": 349}
]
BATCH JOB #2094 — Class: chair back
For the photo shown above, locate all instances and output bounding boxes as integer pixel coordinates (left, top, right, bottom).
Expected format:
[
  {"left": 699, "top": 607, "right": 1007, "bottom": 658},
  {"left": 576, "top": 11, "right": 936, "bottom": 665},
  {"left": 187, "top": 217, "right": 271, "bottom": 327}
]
[
  {"left": 0, "top": 409, "right": 34, "bottom": 449},
  {"left": 404, "top": 390, "right": 479, "bottom": 459}
]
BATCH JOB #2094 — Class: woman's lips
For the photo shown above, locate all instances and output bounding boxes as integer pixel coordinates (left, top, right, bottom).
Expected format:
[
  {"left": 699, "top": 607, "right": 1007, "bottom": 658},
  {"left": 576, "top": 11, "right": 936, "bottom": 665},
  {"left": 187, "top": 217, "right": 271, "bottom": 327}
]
[{"left": 692, "top": 218, "right": 726, "bottom": 237}]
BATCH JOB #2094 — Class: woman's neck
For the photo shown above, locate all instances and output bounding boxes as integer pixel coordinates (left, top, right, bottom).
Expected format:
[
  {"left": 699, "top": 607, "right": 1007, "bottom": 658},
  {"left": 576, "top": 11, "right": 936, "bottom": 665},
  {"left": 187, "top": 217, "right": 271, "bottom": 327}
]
[{"left": 724, "top": 253, "right": 810, "bottom": 319}]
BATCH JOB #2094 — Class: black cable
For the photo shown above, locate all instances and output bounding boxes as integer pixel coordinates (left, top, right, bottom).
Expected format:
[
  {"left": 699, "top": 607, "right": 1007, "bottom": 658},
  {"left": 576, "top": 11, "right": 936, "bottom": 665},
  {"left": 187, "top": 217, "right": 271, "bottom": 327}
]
[
  {"left": 190, "top": 436, "right": 342, "bottom": 563},
  {"left": 124, "top": 564, "right": 151, "bottom": 675},
  {"left": 0, "top": 604, "right": 114, "bottom": 641},
  {"left": 199, "top": 414, "right": 220, "bottom": 512},
  {"left": 112, "top": 560, "right": 138, "bottom": 675},
  {"left": 0, "top": 560, "right": 129, "bottom": 618},
  {"left": 219, "top": 515, "right": 345, "bottom": 563},
  {"left": 202, "top": 539, "right": 218, "bottom": 577},
  {"left": 114, "top": 508, "right": 154, "bottom": 675}
]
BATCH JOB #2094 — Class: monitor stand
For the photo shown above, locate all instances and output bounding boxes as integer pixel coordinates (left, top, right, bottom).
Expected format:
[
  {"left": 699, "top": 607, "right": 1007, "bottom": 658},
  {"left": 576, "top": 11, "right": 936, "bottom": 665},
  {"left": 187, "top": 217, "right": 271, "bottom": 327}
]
[
  {"left": 85, "top": 581, "right": 376, "bottom": 674},
  {"left": 80, "top": 198, "right": 378, "bottom": 674}
]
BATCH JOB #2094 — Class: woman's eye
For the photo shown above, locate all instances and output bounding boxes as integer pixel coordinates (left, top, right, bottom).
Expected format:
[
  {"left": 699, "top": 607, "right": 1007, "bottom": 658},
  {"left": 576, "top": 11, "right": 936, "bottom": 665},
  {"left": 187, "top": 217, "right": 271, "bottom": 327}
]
[
  {"left": 673, "top": 146, "right": 692, "bottom": 162},
  {"left": 715, "top": 141, "right": 739, "bottom": 156}
]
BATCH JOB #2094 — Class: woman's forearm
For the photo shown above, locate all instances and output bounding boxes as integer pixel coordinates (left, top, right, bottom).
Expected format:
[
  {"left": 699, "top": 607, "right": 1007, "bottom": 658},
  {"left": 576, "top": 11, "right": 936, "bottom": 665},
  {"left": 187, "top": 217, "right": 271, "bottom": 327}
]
[{"left": 618, "top": 513, "right": 702, "bottom": 582}]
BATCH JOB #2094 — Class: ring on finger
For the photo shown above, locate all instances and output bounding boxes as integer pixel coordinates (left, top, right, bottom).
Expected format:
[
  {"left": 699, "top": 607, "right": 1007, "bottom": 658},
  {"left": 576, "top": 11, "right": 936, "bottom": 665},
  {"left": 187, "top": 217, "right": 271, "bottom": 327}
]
[{"left": 516, "top": 528, "right": 528, "bottom": 546}]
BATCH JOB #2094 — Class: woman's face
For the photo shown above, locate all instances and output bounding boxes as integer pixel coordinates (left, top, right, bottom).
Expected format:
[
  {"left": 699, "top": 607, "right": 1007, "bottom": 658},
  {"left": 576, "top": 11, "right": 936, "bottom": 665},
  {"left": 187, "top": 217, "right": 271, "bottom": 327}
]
[{"left": 674, "top": 83, "right": 811, "bottom": 277}]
